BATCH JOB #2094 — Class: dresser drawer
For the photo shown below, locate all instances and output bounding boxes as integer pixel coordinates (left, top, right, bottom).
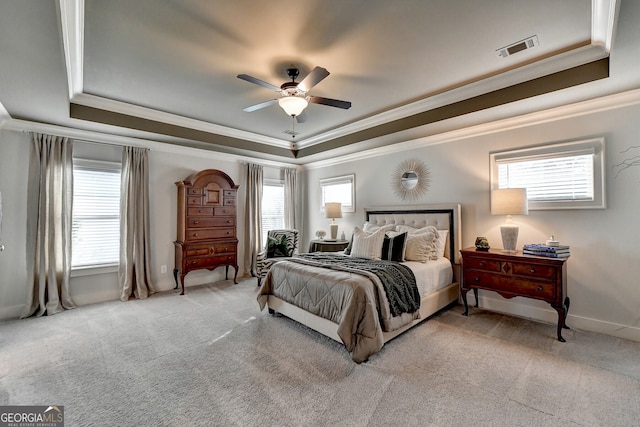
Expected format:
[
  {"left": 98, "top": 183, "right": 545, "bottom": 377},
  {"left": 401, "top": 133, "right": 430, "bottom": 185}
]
[
  {"left": 464, "top": 257, "right": 501, "bottom": 272},
  {"left": 223, "top": 198, "right": 236, "bottom": 206},
  {"left": 187, "top": 188, "right": 203, "bottom": 196},
  {"left": 214, "top": 206, "right": 236, "bottom": 216},
  {"left": 511, "top": 263, "right": 557, "bottom": 280},
  {"left": 184, "top": 254, "right": 237, "bottom": 269},
  {"left": 187, "top": 196, "right": 203, "bottom": 206},
  {"left": 464, "top": 270, "right": 555, "bottom": 300},
  {"left": 185, "top": 242, "right": 237, "bottom": 258},
  {"left": 186, "top": 228, "right": 235, "bottom": 240},
  {"left": 187, "top": 207, "right": 213, "bottom": 216},
  {"left": 187, "top": 217, "right": 235, "bottom": 228}
]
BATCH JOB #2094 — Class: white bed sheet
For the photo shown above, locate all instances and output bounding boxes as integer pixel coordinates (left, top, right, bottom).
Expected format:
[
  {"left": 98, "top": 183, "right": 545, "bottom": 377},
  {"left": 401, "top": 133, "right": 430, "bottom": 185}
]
[{"left": 404, "top": 257, "right": 453, "bottom": 297}]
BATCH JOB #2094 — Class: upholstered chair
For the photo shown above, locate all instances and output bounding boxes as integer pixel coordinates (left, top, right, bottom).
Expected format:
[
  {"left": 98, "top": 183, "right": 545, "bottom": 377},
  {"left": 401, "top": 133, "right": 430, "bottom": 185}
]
[{"left": 256, "top": 229, "right": 299, "bottom": 287}]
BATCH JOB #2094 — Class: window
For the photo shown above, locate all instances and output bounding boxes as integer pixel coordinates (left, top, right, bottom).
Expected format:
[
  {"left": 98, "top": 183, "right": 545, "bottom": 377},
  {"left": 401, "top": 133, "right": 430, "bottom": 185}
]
[
  {"left": 72, "top": 159, "right": 121, "bottom": 268},
  {"left": 490, "top": 137, "right": 605, "bottom": 210},
  {"left": 261, "top": 180, "right": 285, "bottom": 244},
  {"left": 320, "top": 174, "right": 355, "bottom": 213}
]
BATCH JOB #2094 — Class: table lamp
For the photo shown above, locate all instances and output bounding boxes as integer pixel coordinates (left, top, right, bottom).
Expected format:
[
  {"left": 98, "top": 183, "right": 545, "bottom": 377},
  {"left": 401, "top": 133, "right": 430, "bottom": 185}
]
[
  {"left": 491, "top": 188, "right": 528, "bottom": 252},
  {"left": 324, "top": 202, "right": 342, "bottom": 240}
]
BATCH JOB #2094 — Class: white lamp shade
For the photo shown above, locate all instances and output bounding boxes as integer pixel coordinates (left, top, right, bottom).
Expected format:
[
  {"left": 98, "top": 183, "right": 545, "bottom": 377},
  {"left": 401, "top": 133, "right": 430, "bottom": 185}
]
[
  {"left": 491, "top": 188, "right": 529, "bottom": 216},
  {"left": 324, "top": 202, "right": 342, "bottom": 219},
  {"left": 278, "top": 96, "right": 309, "bottom": 117}
]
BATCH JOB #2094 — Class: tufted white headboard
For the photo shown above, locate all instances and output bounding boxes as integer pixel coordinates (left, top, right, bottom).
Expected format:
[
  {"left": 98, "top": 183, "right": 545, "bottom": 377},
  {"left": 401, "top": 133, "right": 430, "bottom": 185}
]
[{"left": 365, "top": 204, "right": 462, "bottom": 264}]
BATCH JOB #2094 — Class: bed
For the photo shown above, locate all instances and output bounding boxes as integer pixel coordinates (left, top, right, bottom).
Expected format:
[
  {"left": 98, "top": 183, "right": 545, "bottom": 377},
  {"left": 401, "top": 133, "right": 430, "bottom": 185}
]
[{"left": 257, "top": 204, "right": 462, "bottom": 362}]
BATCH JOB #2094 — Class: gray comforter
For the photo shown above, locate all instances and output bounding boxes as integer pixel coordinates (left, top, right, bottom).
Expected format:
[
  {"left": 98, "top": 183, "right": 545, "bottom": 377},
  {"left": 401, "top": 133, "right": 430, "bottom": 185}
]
[{"left": 257, "top": 255, "right": 421, "bottom": 362}]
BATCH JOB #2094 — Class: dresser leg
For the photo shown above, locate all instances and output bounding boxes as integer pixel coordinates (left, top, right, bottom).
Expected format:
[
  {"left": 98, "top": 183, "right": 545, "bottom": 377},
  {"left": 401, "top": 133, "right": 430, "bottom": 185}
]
[
  {"left": 461, "top": 288, "right": 470, "bottom": 316},
  {"left": 563, "top": 297, "right": 571, "bottom": 329},
  {"left": 232, "top": 265, "right": 238, "bottom": 284},
  {"left": 473, "top": 289, "right": 479, "bottom": 308},
  {"left": 179, "top": 273, "right": 186, "bottom": 295},
  {"left": 173, "top": 269, "right": 179, "bottom": 290},
  {"left": 552, "top": 303, "right": 567, "bottom": 342}
]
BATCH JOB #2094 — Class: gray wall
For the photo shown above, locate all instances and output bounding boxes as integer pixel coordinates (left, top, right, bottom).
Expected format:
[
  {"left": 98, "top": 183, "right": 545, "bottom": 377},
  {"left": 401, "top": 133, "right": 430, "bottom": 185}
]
[
  {"left": 0, "top": 130, "right": 293, "bottom": 318},
  {"left": 303, "top": 102, "right": 640, "bottom": 342}
]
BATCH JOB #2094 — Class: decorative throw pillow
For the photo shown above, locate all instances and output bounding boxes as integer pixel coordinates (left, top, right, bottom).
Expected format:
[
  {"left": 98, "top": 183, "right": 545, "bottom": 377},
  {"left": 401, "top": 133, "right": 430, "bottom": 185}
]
[
  {"left": 363, "top": 222, "right": 396, "bottom": 233},
  {"left": 396, "top": 225, "right": 440, "bottom": 260},
  {"left": 350, "top": 227, "right": 387, "bottom": 259},
  {"left": 343, "top": 235, "right": 354, "bottom": 255},
  {"left": 434, "top": 229, "right": 449, "bottom": 258},
  {"left": 404, "top": 231, "right": 438, "bottom": 263},
  {"left": 381, "top": 231, "right": 408, "bottom": 262},
  {"left": 267, "top": 234, "right": 290, "bottom": 257}
]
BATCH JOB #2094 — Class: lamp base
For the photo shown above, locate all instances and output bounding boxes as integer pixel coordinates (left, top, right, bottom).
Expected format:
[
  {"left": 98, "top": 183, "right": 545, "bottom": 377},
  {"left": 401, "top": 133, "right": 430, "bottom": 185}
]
[
  {"left": 500, "top": 223, "right": 519, "bottom": 253},
  {"left": 330, "top": 223, "right": 338, "bottom": 240}
]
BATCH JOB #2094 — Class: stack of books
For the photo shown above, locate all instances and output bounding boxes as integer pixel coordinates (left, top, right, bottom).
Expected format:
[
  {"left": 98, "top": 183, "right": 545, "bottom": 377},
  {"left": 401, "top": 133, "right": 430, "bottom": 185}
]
[{"left": 523, "top": 243, "right": 570, "bottom": 258}]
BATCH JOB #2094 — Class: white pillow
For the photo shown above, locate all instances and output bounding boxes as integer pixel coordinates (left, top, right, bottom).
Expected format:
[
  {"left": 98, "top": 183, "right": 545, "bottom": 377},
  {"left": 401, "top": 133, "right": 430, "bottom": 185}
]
[
  {"left": 396, "top": 225, "right": 440, "bottom": 260},
  {"left": 363, "top": 222, "right": 395, "bottom": 233},
  {"left": 350, "top": 227, "right": 387, "bottom": 259},
  {"left": 434, "top": 229, "right": 449, "bottom": 258},
  {"left": 404, "top": 229, "right": 438, "bottom": 262}
]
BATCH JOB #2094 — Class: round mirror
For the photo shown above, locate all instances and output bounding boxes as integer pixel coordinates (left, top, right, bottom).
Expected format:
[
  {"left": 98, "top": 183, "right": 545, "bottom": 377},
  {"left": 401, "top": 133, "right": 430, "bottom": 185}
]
[
  {"left": 392, "top": 159, "right": 430, "bottom": 201},
  {"left": 401, "top": 171, "right": 418, "bottom": 189}
]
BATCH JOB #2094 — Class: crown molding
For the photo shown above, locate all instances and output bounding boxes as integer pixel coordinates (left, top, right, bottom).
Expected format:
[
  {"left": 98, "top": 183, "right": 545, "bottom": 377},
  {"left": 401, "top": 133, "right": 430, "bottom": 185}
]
[
  {"left": 303, "top": 87, "right": 640, "bottom": 169},
  {"left": 0, "top": 118, "right": 299, "bottom": 168},
  {"left": 71, "top": 93, "right": 292, "bottom": 149}
]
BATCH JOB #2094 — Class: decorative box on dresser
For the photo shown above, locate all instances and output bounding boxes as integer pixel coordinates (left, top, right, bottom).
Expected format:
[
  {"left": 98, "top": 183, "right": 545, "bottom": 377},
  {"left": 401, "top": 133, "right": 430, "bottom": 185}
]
[
  {"left": 460, "top": 248, "right": 570, "bottom": 342},
  {"left": 174, "top": 169, "right": 239, "bottom": 295}
]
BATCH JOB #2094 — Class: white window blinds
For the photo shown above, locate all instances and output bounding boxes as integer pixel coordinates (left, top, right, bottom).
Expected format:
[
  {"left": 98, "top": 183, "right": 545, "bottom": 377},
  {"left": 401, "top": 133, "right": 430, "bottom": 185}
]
[
  {"left": 72, "top": 159, "right": 121, "bottom": 268},
  {"left": 261, "top": 181, "right": 285, "bottom": 243},
  {"left": 491, "top": 137, "right": 606, "bottom": 210}
]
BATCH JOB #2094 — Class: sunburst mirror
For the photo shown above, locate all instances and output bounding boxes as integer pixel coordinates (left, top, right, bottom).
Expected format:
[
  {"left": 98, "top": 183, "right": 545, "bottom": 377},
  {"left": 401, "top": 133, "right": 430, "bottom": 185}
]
[{"left": 392, "top": 159, "right": 430, "bottom": 201}]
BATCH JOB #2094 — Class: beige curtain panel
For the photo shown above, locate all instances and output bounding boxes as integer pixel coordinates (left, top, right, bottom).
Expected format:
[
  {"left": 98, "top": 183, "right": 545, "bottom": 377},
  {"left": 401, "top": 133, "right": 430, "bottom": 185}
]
[
  {"left": 283, "top": 167, "right": 297, "bottom": 230},
  {"left": 243, "top": 163, "right": 263, "bottom": 277},
  {"left": 119, "top": 146, "right": 155, "bottom": 300},
  {"left": 23, "top": 133, "right": 76, "bottom": 317}
]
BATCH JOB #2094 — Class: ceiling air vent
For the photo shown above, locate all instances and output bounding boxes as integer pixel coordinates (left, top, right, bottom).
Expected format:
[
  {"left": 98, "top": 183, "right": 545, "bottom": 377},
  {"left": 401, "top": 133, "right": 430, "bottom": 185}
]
[{"left": 496, "top": 35, "right": 539, "bottom": 58}]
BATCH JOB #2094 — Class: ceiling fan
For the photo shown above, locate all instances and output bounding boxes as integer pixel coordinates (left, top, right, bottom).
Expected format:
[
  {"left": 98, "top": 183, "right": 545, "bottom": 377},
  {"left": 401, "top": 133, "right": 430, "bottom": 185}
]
[{"left": 237, "top": 66, "right": 352, "bottom": 123}]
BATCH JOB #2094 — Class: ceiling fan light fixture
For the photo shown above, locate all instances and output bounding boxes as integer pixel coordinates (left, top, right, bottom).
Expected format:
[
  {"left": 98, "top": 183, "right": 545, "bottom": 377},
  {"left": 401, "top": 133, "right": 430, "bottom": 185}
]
[{"left": 278, "top": 96, "right": 308, "bottom": 117}]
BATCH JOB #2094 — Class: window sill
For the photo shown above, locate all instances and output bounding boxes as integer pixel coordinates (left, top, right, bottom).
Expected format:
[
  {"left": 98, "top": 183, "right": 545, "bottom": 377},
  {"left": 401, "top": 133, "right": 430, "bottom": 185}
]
[{"left": 71, "top": 264, "right": 118, "bottom": 277}]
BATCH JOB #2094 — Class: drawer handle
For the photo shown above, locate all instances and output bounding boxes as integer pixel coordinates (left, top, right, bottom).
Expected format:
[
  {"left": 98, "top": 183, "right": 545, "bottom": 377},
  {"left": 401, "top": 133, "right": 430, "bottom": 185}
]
[
  {"left": 227, "top": 220, "right": 232, "bottom": 223},
  {"left": 199, "top": 209, "right": 203, "bottom": 213},
  {"left": 194, "top": 220, "right": 199, "bottom": 224},
  {"left": 530, "top": 268, "right": 536, "bottom": 273},
  {"left": 193, "top": 233, "right": 198, "bottom": 237},
  {"left": 226, "top": 231, "right": 231, "bottom": 235},
  {"left": 536, "top": 286, "right": 543, "bottom": 292},
  {"left": 191, "top": 261, "right": 197, "bottom": 265},
  {"left": 474, "top": 276, "right": 480, "bottom": 282},
  {"left": 479, "top": 261, "right": 486, "bottom": 267}
]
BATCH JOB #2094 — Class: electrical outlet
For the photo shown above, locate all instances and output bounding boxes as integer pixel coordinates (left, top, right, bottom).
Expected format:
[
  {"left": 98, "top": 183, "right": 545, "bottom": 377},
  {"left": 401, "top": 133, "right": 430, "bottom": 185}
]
[{"left": 160, "top": 265, "right": 167, "bottom": 274}]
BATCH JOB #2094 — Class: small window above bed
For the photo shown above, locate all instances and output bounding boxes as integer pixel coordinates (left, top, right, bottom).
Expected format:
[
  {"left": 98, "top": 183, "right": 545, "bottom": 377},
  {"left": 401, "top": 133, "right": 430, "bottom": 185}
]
[{"left": 320, "top": 174, "right": 355, "bottom": 213}]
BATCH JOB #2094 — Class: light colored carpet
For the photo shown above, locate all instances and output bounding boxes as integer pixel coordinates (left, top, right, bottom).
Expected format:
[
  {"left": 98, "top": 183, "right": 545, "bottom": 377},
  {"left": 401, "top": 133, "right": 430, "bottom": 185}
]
[{"left": 1, "top": 278, "right": 639, "bottom": 426}]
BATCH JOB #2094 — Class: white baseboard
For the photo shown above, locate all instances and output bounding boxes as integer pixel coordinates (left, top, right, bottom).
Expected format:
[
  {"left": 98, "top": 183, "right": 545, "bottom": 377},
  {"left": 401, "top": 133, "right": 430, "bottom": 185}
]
[
  {"left": 475, "top": 295, "right": 640, "bottom": 343},
  {"left": 0, "top": 304, "right": 25, "bottom": 321}
]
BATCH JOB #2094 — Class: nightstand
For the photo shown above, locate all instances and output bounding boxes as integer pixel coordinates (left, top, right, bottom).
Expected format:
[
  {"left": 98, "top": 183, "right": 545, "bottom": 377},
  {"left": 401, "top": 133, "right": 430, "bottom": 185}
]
[
  {"left": 460, "top": 247, "right": 570, "bottom": 342},
  {"left": 308, "top": 239, "right": 349, "bottom": 253}
]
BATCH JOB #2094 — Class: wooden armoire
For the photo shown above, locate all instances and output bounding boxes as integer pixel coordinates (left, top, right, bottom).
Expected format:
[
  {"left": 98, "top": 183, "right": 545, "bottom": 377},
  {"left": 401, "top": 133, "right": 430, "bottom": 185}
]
[{"left": 174, "top": 169, "right": 239, "bottom": 294}]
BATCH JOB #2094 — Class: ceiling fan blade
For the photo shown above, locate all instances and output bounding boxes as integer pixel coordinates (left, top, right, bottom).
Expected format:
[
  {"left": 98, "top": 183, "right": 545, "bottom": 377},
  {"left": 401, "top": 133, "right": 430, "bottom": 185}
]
[
  {"left": 297, "top": 66, "right": 330, "bottom": 92},
  {"left": 243, "top": 99, "right": 278, "bottom": 112},
  {"left": 237, "top": 74, "right": 281, "bottom": 92},
  {"left": 296, "top": 110, "right": 308, "bottom": 123},
  {"left": 309, "top": 96, "right": 352, "bottom": 109}
]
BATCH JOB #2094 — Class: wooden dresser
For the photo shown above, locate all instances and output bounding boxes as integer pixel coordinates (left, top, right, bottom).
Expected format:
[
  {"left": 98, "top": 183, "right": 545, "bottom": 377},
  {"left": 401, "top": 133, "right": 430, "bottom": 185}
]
[
  {"left": 174, "top": 169, "right": 239, "bottom": 295},
  {"left": 460, "top": 247, "right": 570, "bottom": 341}
]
